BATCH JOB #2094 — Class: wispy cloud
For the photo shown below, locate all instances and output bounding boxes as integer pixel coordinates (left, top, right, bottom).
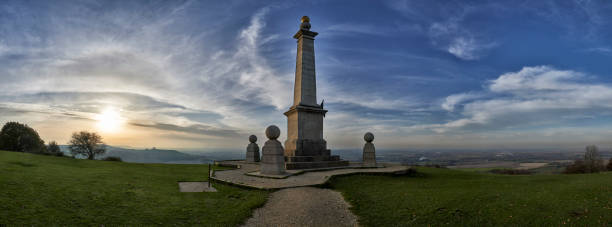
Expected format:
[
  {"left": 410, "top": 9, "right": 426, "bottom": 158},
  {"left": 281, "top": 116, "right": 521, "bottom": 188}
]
[
  {"left": 524, "top": 0, "right": 611, "bottom": 40},
  {"left": 446, "top": 37, "right": 497, "bottom": 60},
  {"left": 385, "top": 0, "right": 501, "bottom": 60},
  {"left": 324, "top": 23, "right": 410, "bottom": 36},
  {"left": 427, "top": 11, "right": 497, "bottom": 60},
  {"left": 441, "top": 92, "right": 483, "bottom": 112},
  {"left": 583, "top": 47, "right": 612, "bottom": 55},
  {"left": 130, "top": 122, "right": 244, "bottom": 138}
]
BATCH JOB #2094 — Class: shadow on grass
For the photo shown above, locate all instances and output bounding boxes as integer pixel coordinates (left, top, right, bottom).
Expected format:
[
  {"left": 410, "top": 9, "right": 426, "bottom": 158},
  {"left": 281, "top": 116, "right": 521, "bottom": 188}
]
[
  {"left": 8, "top": 161, "right": 36, "bottom": 167},
  {"left": 318, "top": 167, "right": 425, "bottom": 189}
]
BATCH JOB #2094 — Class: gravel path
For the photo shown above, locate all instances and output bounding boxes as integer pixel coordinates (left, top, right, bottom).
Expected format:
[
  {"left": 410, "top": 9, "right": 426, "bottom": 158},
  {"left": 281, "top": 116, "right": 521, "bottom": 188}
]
[{"left": 242, "top": 187, "right": 359, "bottom": 227}]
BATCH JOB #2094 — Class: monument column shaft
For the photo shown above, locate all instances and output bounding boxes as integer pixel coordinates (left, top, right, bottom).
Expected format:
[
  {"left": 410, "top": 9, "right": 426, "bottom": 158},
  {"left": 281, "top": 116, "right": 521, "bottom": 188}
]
[
  {"left": 282, "top": 16, "right": 348, "bottom": 169},
  {"left": 293, "top": 32, "right": 318, "bottom": 107}
]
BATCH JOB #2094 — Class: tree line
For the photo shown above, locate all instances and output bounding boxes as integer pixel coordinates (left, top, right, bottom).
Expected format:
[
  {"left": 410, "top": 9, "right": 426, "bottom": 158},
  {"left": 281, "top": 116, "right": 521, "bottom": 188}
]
[
  {"left": 0, "top": 122, "right": 109, "bottom": 160},
  {"left": 564, "top": 145, "right": 612, "bottom": 174},
  {"left": 1, "top": 121, "right": 611, "bottom": 171}
]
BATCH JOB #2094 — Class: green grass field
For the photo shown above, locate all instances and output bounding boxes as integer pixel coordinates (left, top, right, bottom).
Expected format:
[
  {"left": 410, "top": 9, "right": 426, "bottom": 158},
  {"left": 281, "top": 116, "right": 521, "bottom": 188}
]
[
  {"left": 330, "top": 167, "right": 612, "bottom": 226},
  {"left": 0, "top": 151, "right": 268, "bottom": 225},
  {"left": 3, "top": 150, "right": 612, "bottom": 226}
]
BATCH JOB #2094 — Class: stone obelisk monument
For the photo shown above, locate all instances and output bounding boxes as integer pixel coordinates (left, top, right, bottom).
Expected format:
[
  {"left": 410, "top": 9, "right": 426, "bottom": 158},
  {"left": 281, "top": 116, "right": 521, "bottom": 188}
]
[{"left": 284, "top": 16, "right": 348, "bottom": 169}]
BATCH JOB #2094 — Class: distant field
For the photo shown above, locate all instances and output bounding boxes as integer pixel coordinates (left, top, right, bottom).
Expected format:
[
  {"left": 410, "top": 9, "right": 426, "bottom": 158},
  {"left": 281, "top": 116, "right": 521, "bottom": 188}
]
[
  {"left": 330, "top": 167, "right": 612, "bottom": 226},
  {"left": 450, "top": 161, "right": 568, "bottom": 174},
  {"left": 447, "top": 161, "right": 518, "bottom": 169},
  {"left": 0, "top": 151, "right": 268, "bottom": 225},
  {"left": 516, "top": 162, "right": 548, "bottom": 170}
]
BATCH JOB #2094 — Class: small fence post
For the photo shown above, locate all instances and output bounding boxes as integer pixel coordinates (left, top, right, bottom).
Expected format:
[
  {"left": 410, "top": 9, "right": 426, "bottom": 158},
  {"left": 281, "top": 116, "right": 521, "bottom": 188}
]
[{"left": 208, "top": 163, "right": 211, "bottom": 188}]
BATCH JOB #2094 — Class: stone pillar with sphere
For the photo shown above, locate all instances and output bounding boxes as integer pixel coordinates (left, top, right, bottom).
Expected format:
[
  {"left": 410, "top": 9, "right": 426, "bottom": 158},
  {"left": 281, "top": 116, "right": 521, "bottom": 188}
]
[
  {"left": 363, "top": 132, "right": 376, "bottom": 167},
  {"left": 260, "top": 125, "right": 286, "bottom": 175},
  {"left": 246, "top": 135, "right": 260, "bottom": 162}
]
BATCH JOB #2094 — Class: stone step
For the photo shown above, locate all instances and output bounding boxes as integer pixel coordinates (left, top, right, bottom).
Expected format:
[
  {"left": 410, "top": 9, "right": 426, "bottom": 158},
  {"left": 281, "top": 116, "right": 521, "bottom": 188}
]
[
  {"left": 285, "top": 155, "right": 341, "bottom": 162},
  {"left": 285, "top": 160, "right": 350, "bottom": 170},
  {"left": 286, "top": 156, "right": 314, "bottom": 162}
]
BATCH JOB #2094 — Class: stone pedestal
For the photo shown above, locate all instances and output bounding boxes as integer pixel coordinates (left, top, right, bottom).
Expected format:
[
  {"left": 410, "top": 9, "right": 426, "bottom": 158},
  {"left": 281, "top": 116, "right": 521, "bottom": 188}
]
[
  {"left": 283, "top": 16, "right": 348, "bottom": 170},
  {"left": 260, "top": 125, "right": 286, "bottom": 175},
  {"left": 246, "top": 135, "right": 260, "bottom": 162},
  {"left": 362, "top": 132, "right": 376, "bottom": 167}
]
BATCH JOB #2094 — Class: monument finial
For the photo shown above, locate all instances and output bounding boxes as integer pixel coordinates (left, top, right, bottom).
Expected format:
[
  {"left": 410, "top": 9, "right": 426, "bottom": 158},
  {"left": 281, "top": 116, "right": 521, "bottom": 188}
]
[{"left": 300, "top": 16, "right": 311, "bottom": 31}]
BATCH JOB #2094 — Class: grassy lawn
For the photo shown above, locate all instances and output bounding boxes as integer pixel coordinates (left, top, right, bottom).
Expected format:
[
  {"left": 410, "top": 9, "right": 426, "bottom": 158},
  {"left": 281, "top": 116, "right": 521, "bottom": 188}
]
[
  {"left": 330, "top": 167, "right": 612, "bottom": 226},
  {"left": 451, "top": 167, "right": 499, "bottom": 172},
  {"left": 530, "top": 164, "right": 568, "bottom": 174},
  {"left": 0, "top": 150, "right": 268, "bottom": 226}
]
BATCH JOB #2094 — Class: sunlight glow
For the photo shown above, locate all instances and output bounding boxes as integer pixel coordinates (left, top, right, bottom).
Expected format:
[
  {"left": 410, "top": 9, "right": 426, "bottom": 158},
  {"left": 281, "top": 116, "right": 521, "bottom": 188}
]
[{"left": 95, "top": 108, "right": 125, "bottom": 133}]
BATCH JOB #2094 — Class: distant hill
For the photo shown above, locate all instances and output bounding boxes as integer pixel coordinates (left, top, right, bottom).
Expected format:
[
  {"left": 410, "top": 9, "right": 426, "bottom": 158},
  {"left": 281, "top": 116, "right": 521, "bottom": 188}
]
[
  {"left": 102, "top": 147, "right": 213, "bottom": 164},
  {"left": 59, "top": 146, "right": 212, "bottom": 164}
]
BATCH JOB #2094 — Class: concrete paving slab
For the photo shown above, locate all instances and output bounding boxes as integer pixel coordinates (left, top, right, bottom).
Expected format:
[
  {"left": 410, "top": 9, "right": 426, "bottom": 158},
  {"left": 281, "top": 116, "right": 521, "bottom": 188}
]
[
  {"left": 178, "top": 182, "right": 217, "bottom": 192},
  {"left": 211, "top": 160, "right": 410, "bottom": 190}
]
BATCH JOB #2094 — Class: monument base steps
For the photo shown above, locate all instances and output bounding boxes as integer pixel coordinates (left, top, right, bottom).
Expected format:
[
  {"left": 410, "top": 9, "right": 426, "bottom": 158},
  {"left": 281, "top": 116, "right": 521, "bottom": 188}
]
[
  {"left": 286, "top": 155, "right": 341, "bottom": 162},
  {"left": 285, "top": 160, "right": 349, "bottom": 170}
]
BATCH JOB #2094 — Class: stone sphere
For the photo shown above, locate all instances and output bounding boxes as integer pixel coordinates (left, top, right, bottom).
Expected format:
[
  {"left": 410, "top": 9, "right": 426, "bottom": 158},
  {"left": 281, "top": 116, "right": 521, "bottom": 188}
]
[
  {"left": 265, "top": 125, "right": 281, "bottom": 140},
  {"left": 364, "top": 132, "right": 374, "bottom": 142},
  {"left": 249, "top": 135, "right": 257, "bottom": 143}
]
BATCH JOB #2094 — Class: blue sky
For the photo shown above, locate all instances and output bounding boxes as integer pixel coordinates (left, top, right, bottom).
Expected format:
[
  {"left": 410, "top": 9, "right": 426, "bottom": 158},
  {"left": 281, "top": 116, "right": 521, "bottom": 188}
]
[{"left": 2, "top": 0, "right": 612, "bottom": 151}]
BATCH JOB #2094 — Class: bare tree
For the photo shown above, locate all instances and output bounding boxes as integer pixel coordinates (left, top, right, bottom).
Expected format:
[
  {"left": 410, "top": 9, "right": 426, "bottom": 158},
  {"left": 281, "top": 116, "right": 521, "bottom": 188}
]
[
  {"left": 584, "top": 145, "right": 604, "bottom": 173},
  {"left": 47, "top": 141, "right": 62, "bottom": 156},
  {"left": 584, "top": 145, "right": 600, "bottom": 161},
  {"left": 69, "top": 131, "right": 106, "bottom": 160},
  {"left": 565, "top": 145, "right": 606, "bottom": 174}
]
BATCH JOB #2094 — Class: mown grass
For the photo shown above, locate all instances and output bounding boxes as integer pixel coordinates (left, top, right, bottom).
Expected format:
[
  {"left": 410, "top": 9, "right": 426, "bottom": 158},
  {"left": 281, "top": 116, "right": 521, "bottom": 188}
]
[
  {"left": 452, "top": 167, "right": 499, "bottom": 172},
  {"left": 0, "top": 150, "right": 268, "bottom": 226},
  {"left": 330, "top": 167, "right": 612, "bottom": 226}
]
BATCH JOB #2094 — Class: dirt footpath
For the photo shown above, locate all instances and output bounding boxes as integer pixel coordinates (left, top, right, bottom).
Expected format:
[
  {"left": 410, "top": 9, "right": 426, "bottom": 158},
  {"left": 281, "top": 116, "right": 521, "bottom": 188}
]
[{"left": 242, "top": 187, "right": 359, "bottom": 227}]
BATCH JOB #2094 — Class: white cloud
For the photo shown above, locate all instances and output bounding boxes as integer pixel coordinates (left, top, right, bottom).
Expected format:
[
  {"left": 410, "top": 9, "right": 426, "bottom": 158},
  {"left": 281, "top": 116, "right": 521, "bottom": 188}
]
[
  {"left": 324, "top": 23, "right": 407, "bottom": 36},
  {"left": 441, "top": 92, "right": 483, "bottom": 112},
  {"left": 234, "top": 7, "right": 291, "bottom": 110},
  {"left": 429, "top": 21, "right": 497, "bottom": 60},
  {"left": 526, "top": 0, "right": 608, "bottom": 40},
  {"left": 447, "top": 37, "right": 496, "bottom": 60},
  {"left": 427, "top": 66, "right": 612, "bottom": 133},
  {"left": 387, "top": 0, "right": 503, "bottom": 60},
  {"left": 583, "top": 47, "right": 612, "bottom": 56},
  {"left": 489, "top": 66, "right": 582, "bottom": 93},
  {"left": 427, "top": 13, "right": 497, "bottom": 60}
]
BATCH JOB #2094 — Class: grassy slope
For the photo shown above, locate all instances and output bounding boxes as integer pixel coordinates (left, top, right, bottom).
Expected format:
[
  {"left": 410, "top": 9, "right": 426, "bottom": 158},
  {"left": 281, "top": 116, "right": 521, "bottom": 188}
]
[
  {"left": 0, "top": 151, "right": 268, "bottom": 226},
  {"left": 330, "top": 167, "right": 612, "bottom": 226}
]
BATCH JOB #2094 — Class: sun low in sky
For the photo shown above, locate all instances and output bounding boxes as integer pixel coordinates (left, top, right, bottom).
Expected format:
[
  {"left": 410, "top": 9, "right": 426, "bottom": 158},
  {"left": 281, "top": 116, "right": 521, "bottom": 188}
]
[
  {"left": 95, "top": 108, "right": 125, "bottom": 133},
  {"left": 2, "top": 1, "right": 612, "bottom": 151}
]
